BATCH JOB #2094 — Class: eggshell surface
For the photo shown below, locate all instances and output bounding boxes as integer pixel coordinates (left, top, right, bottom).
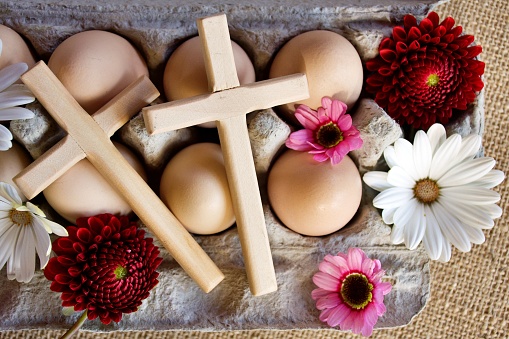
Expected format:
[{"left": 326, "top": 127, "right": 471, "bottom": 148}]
[
  {"left": 163, "top": 36, "right": 255, "bottom": 128},
  {"left": 269, "top": 30, "right": 363, "bottom": 116},
  {"left": 268, "top": 150, "right": 362, "bottom": 236},
  {"left": 0, "top": 24, "right": 36, "bottom": 69},
  {"left": 0, "top": 142, "right": 32, "bottom": 201},
  {"left": 160, "top": 143, "right": 235, "bottom": 235},
  {"left": 43, "top": 142, "right": 146, "bottom": 223},
  {"left": 48, "top": 30, "right": 149, "bottom": 114}
]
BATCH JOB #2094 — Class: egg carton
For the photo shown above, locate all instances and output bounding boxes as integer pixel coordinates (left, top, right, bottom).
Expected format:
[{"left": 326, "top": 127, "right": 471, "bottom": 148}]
[{"left": 0, "top": 0, "right": 484, "bottom": 333}]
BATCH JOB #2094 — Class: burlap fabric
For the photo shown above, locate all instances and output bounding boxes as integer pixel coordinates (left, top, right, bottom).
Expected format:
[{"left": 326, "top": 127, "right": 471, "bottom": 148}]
[{"left": 1, "top": 0, "right": 507, "bottom": 337}]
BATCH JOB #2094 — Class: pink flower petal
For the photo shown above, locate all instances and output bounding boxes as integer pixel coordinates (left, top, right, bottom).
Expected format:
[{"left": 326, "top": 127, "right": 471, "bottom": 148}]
[
  {"left": 347, "top": 248, "right": 365, "bottom": 271},
  {"left": 339, "top": 310, "right": 357, "bottom": 332},
  {"left": 295, "top": 105, "right": 320, "bottom": 129},
  {"left": 321, "top": 96, "right": 333, "bottom": 114},
  {"left": 316, "top": 293, "right": 341, "bottom": 310},
  {"left": 361, "top": 257, "right": 375, "bottom": 277},
  {"left": 319, "top": 307, "right": 334, "bottom": 323},
  {"left": 330, "top": 99, "right": 346, "bottom": 121},
  {"left": 319, "top": 261, "right": 342, "bottom": 279},
  {"left": 311, "top": 287, "right": 332, "bottom": 300},
  {"left": 343, "top": 135, "right": 364, "bottom": 150},
  {"left": 337, "top": 114, "right": 353, "bottom": 130},
  {"left": 286, "top": 130, "right": 315, "bottom": 151},
  {"left": 352, "top": 310, "right": 365, "bottom": 335},
  {"left": 361, "top": 304, "right": 378, "bottom": 336},
  {"left": 327, "top": 303, "right": 351, "bottom": 327},
  {"left": 313, "top": 271, "right": 340, "bottom": 291},
  {"left": 317, "top": 107, "right": 328, "bottom": 119},
  {"left": 313, "top": 153, "right": 330, "bottom": 163}
]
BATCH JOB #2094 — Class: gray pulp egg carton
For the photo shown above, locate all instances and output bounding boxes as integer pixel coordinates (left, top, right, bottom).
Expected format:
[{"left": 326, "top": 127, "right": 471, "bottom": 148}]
[{"left": 0, "top": 0, "right": 484, "bottom": 333}]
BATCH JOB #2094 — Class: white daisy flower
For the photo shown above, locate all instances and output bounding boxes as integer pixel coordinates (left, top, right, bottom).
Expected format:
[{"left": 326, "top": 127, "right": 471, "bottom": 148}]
[
  {"left": 0, "top": 182, "right": 67, "bottom": 283},
  {"left": 363, "top": 124, "right": 504, "bottom": 262},
  {"left": 0, "top": 38, "right": 35, "bottom": 151}
]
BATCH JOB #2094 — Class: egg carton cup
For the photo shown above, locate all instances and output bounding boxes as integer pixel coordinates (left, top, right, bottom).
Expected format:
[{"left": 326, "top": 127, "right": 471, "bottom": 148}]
[{"left": 0, "top": 0, "right": 484, "bottom": 333}]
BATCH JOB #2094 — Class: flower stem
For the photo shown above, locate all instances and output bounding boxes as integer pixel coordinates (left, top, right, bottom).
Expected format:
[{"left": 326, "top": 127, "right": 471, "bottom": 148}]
[{"left": 60, "top": 310, "right": 88, "bottom": 339}]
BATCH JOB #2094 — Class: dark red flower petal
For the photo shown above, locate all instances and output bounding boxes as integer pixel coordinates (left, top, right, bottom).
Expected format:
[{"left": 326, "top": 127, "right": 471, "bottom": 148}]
[
  {"left": 44, "top": 213, "right": 162, "bottom": 326},
  {"left": 365, "top": 11, "right": 484, "bottom": 130}
]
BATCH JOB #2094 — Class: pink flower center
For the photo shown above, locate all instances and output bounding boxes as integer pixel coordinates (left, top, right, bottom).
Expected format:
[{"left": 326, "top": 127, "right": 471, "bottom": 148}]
[
  {"left": 340, "top": 273, "right": 373, "bottom": 310},
  {"left": 426, "top": 73, "right": 440, "bottom": 87},
  {"left": 114, "top": 265, "right": 128, "bottom": 280},
  {"left": 316, "top": 122, "right": 343, "bottom": 148},
  {"left": 413, "top": 178, "right": 440, "bottom": 204},
  {"left": 9, "top": 209, "right": 33, "bottom": 227}
]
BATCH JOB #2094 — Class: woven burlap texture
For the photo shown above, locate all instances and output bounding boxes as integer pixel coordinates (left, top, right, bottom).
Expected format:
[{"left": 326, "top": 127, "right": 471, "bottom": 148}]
[{"left": 1, "top": 0, "right": 507, "bottom": 338}]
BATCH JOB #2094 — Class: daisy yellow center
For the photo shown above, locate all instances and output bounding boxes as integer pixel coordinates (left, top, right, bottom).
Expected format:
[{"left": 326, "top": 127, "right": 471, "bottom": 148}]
[
  {"left": 413, "top": 178, "right": 440, "bottom": 204},
  {"left": 426, "top": 73, "right": 440, "bottom": 87},
  {"left": 316, "top": 122, "right": 343, "bottom": 148},
  {"left": 114, "top": 265, "right": 128, "bottom": 280},
  {"left": 9, "top": 209, "right": 33, "bottom": 227},
  {"left": 340, "top": 273, "right": 373, "bottom": 310}
]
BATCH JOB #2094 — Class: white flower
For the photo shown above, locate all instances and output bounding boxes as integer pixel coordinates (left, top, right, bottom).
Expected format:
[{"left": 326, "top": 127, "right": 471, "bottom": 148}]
[
  {"left": 0, "top": 38, "right": 35, "bottom": 151},
  {"left": 0, "top": 182, "right": 67, "bottom": 282},
  {"left": 363, "top": 124, "right": 504, "bottom": 262}
]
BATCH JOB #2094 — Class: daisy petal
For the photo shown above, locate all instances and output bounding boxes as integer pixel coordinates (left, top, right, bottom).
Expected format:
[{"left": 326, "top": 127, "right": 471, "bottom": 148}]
[
  {"left": 373, "top": 187, "right": 414, "bottom": 209},
  {"left": 0, "top": 223, "right": 17, "bottom": 270},
  {"left": 0, "top": 124, "right": 12, "bottom": 140},
  {"left": 438, "top": 239, "right": 452, "bottom": 262},
  {"left": 0, "top": 106, "right": 35, "bottom": 120},
  {"left": 403, "top": 203, "right": 426, "bottom": 250},
  {"left": 0, "top": 182, "right": 22, "bottom": 205},
  {"left": 439, "top": 195, "right": 496, "bottom": 229},
  {"left": 433, "top": 202, "right": 471, "bottom": 253},
  {"left": 286, "top": 129, "right": 315, "bottom": 151},
  {"left": 390, "top": 221, "right": 405, "bottom": 244},
  {"left": 426, "top": 123, "right": 447, "bottom": 155},
  {"left": 387, "top": 166, "right": 416, "bottom": 188},
  {"left": 394, "top": 138, "right": 419, "bottom": 180},
  {"left": 462, "top": 224, "right": 485, "bottom": 245},
  {"left": 0, "top": 63, "right": 28, "bottom": 92},
  {"left": 483, "top": 203, "right": 503, "bottom": 219},
  {"left": 316, "top": 293, "right": 341, "bottom": 310},
  {"left": 0, "top": 90, "right": 35, "bottom": 109},
  {"left": 0, "top": 139, "right": 12, "bottom": 151},
  {"left": 383, "top": 146, "right": 398, "bottom": 168},
  {"left": 438, "top": 157, "right": 496, "bottom": 187},
  {"left": 458, "top": 134, "right": 482, "bottom": 161},
  {"left": 469, "top": 170, "right": 505, "bottom": 188},
  {"left": 382, "top": 208, "right": 396, "bottom": 224},
  {"left": 32, "top": 221, "right": 52, "bottom": 268},
  {"left": 363, "top": 171, "right": 392, "bottom": 192},
  {"left": 347, "top": 247, "right": 364, "bottom": 270},
  {"left": 430, "top": 134, "right": 462, "bottom": 179},
  {"left": 440, "top": 186, "right": 501, "bottom": 205},
  {"left": 413, "top": 130, "right": 432, "bottom": 178}
]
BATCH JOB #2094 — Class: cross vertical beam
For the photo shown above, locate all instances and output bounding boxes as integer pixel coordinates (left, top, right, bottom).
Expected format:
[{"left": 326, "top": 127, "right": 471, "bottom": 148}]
[{"left": 19, "top": 62, "right": 225, "bottom": 293}]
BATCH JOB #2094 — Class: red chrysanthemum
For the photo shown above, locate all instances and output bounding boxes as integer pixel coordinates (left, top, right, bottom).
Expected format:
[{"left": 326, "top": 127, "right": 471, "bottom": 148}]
[
  {"left": 44, "top": 214, "right": 163, "bottom": 325},
  {"left": 365, "top": 11, "right": 485, "bottom": 130}
]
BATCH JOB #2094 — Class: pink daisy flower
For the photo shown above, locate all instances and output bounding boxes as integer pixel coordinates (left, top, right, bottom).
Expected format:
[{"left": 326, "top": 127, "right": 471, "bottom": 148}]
[
  {"left": 285, "top": 97, "right": 363, "bottom": 165},
  {"left": 311, "top": 248, "right": 392, "bottom": 337}
]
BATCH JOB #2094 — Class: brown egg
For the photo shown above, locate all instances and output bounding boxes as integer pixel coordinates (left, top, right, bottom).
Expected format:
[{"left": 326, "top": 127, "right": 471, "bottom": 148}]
[
  {"left": 0, "top": 142, "right": 32, "bottom": 201},
  {"left": 0, "top": 25, "right": 36, "bottom": 69},
  {"left": 43, "top": 142, "right": 146, "bottom": 223},
  {"left": 268, "top": 150, "right": 362, "bottom": 236},
  {"left": 163, "top": 36, "right": 255, "bottom": 128},
  {"left": 48, "top": 30, "right": 149, "bottom": 114},
  {"left": 160, "top": 143, "right": 235, "bottom": 235},
  {"left": 269, "top": 30, "right": 363, "bottom": 117}
]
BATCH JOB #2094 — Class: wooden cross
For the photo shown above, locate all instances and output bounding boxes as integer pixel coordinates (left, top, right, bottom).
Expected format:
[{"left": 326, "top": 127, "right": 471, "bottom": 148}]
[
  {"left": 143, "top": 14, "right": 309, "bottom": 296},
  {"left": 15, "top": 64, "right": 225, "bottom": 293}
]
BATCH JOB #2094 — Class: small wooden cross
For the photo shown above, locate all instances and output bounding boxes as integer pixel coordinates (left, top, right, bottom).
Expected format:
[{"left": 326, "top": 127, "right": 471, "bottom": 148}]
[
  {"left": 143, "top": 14, "right": 309, "bottom": 296},
  {"left": 15, "top": 64, "right": 225, "bottom": 293}
]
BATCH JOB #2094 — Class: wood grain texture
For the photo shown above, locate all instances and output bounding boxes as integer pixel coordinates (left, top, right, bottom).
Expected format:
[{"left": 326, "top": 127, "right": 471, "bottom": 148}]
[
  {"left": 142, "top": 74, "right": 308, "bottom": 134},
  {"left": 14, "top": 75, "right": 159, "bottom": 199},
  {"left": 19, "top": 61, "right": 224, "bottom": 293}
]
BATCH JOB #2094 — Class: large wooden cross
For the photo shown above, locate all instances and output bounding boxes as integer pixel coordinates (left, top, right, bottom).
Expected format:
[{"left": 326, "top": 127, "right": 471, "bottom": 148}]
[
  {"left": 143, "top": 14, "right": 309, "bottom": 296},
  {"left": 15, "top": 65, "right": 225, "bottom": 293}
]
